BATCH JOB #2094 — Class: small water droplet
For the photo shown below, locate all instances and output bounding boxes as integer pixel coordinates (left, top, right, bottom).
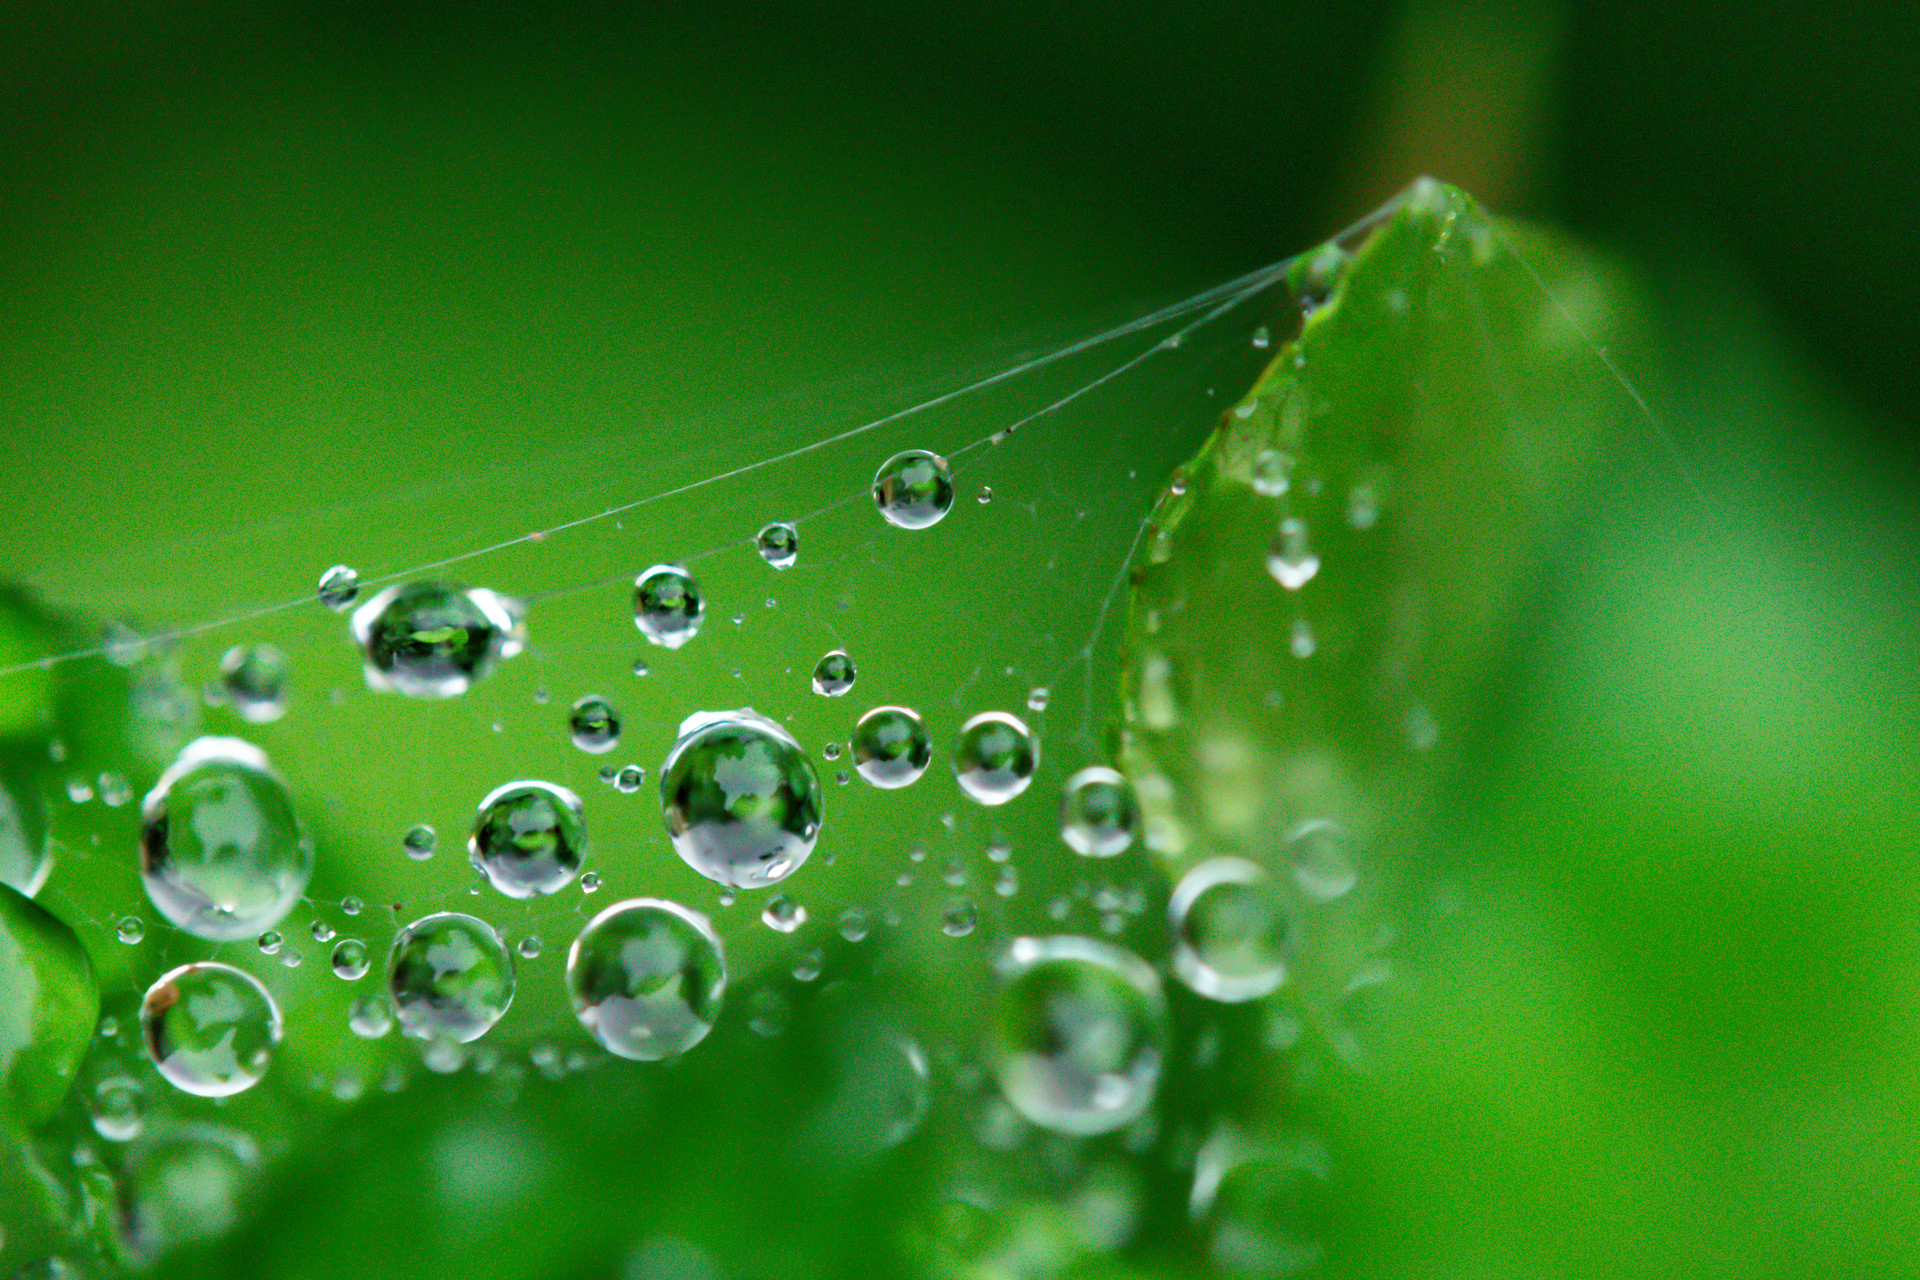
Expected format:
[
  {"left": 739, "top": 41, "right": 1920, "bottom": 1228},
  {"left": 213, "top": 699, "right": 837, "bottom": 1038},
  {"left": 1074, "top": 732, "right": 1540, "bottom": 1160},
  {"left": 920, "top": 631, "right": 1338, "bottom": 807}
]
[
  {"left": 994, "top": 866, "right": 1020, "bottom": 898},
  {"left": 632, "top": 565, "right": 704, "bottom": 650},
  {"left": 1266, "top": 518, "right": 1321, "bottom": 590},
  {"left": 838, "top": 908, "right": 870, "bottom": 942},
  {"left": 941, "top": 898, "right": 978, "bottom": 937},
  {"left": 581, "top": 871, "right": 603, "bottom": 894},
  {"left": 98, "top": 772, "right": 132, "bottom": 807},
  {"left": 792, "top": 948, "right": 823, "bottom": 982},
  {"left": 115, "top": 916, "right": 144, "bottom": 944},
  {"left": 218, "top": 644, "right": 289, "bottom": 723},
  {"left": 257, "top": 931, "right": 282, "bottom": 955},
  {"left": 1059, "top": 766, "right": 1140, "bottom": 858},
  {"left": 1250, "top": 450, "right": 1294, "bottom": 498},
  {"left": 631, "top": 659, "right": 650, "bottom": 678},
  {"left": 403, "top": 823, "right": 437, "bottom": 860},
  {"left": 747, "top": 987, "right": 791, "bottom": 1038},
  {"left": 1250, "top": 325, "right": 1272, "bottom": 350},
  {"left": 469, "top": 780, "right": 587, "bottom": 898},
  {"left": 614, "top": 765, "right": 645, "bottom": 793},
  {"left": 568, "top": 696, "right": 622, "bottom": 754},
  {"left": 852, "top": 705, "right": 932, "bottom": 788},
  {"left": 317, "top": 564, "right": 360, "bottom": 611},
  {"left": 1289, "top": 619, "right": 1316, "bottom": 659},
  {"left": 811, "top": 650, "right": 857, "bottom": 697},
  {"left": 331, "top": 938, "right": 371, "bottom": 981},
  {"left": 341, "top": 896, "right": 363, "bottom": 916},
  {"left": 761, "top": 895, "right": 807, "bottom": 933},
  {"left": 311, "top": 920, "right": 335, "bottom": 943},
  {"left": 953, "top": 712, "right": 1038, "bottom": 806},
  {"left": 1026, "top": 687, "right": 1050, "bottom": 713},
  {"left": 1285, "top": 820, "right": 1358, "bottom": 901},
  {"left": 755, "top": 522, "right": 799, "bottom": 569}
]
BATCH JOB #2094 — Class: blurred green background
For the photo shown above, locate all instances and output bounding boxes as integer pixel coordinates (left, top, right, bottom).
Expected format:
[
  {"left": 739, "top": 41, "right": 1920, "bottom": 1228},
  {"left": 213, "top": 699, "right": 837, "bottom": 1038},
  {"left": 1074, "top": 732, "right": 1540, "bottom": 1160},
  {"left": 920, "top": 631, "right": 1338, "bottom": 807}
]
[{"left": 2, "top": 2, "right": 1918, "bottom": 1278}]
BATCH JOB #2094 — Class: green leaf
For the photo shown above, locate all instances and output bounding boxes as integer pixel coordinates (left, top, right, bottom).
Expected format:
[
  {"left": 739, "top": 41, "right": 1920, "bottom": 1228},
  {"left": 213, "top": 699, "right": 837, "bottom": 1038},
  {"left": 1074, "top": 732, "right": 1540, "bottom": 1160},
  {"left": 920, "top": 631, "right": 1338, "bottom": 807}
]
[{"left": 0, "top": 884, "right": 99, "bottom": 1129}]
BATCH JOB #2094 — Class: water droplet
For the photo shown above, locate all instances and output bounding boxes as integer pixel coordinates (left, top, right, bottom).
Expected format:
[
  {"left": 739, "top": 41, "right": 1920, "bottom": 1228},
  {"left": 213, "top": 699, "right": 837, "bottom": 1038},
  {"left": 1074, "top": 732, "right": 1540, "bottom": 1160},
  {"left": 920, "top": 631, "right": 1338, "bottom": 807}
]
[
  {"left": 994, "top": 866, "right": 1020, "bottom": 898},
  {"left": 838, "top": 908, "right": 871, "bottom": 942},
  {"left": 1170, "top": 858, "right": 1292, "bottom": 1002},
  {"left": 348, "top": 993, "right": 392, "bottom": 1039},
  {"left": 98, "top": 772, "right": 132, "bottom": 808},
  {"left": 760, "top": 895, "right": 807, "bottom": 933},
  {"left": 90, "top": 1076, "right": 145, "bottom": 1142},
  {"left": 65, "top": 776, "right": 93, "bottom": 804},
  {"left": 567, "top": 695, "right": 622, "bottom": 754},
  {"left": 141, "top": 962, "right": 283, "bottom": 1097},
  {"left": 614, "top": 765, "right": 645, "bottom": 793},
  {"left": 746, "top": 987, "right": 791, "bottom": 1038},
  {"left": 792, "top": 948, "right": 823, "bottom": 982},
  {"left": 1059, "top": 766, "right": 1140, "bottom": 858},
  {"left": 822, "top": 741, "right": 843, "bottom": 761},
  {"left": 581, "top": 871, "right": 603, "bottom": 894},
  {"left": 1347, "top": 483, "right": 1380, "bottom": 530},
  {"left": 139, "top": 738, "right": 312, "bottom": 941},
  {"left": 987, "top": 937, "right": 1167, "bottom": 1135},
  {"left": 281, "top": 948, "right": 302, "bottom": 968},
  {"left": 517, "top": 935, "right": 543, "bottom": 959},
  {"left": 977, "top": 486, "right": 993, "bottom": 505},
  {"left": 872, "top": 450, "right": 956, "bottom": 530},
  {"left": 566, "top": 898, "right": 725, "bottom": 1061},
  {"left": 811, "top": 650, "right": 857, "bottom": 697},
  {"left": 1250, "top": 325, "right": 1272, "bottom": 350},
  {"left": 0, "top": 771, "right": 51, "bottom": 897},
  {"left": 403, "top": 823, "right": 437, "bottom": 860},
  {"left": 661, "top": 708, "right": 822, "bottom": 888},
  {"left": 631, "top": 658, "right": 650, "bottom": 678},
  {"left": 115, "top": 916, "right": 144, "bottom": 944},
  {"left": 386, "top": 913, "right": 514, "bottom": 1043},
  {"left": 256, "top": 930, "right": 282, "bottom": 955},
  {"left": 1250, "top": 450, "right": 1294, "bottom": 498},
  {"left": 217, "top": 644, "right": 288, "bottom": 723},
  {"left": 850, "top": 705, "right": 932, "bottom": 789},
  {"left": 468, "top": 780, "right": 588, "bottom": 898},
  {"left": 308, "top": 922, "right": 334, "bottom": 946},
  {"left": 331, "top": 938, "right": 370, "bottom": 981},
  {"left": 317, "top": 564, "right": 359, "bottom": 611},
  {"left": 1266, "top": 518, "right": 1321, "bottom": 590},
  {"left": 351, "top": 582, "right": 525, "bottom": 697},
  {"left": 632, "top": 565, "right": 704, "bottom": 650},
  {"left": 1026, "top": 687, "right": 1050, "bottom": 713},
  {"left": 1285, "top": 820, "right": 1357, "bottom": 901},
  {"left": 1200, "top": 1139, "right": 1332, "bottom": 1275},
  {"left": 953, "top": 712, "right": 1038, "bottom": 805},
  {"left": 1290, "top": 242, "right": 1350, "bottom": 315},
  {"left": 941, "top": 898, "right": 978, "bottom": 937},
  {"left": 1288, "top": 619, "right": 1316, "bottom": 659},
  {"left": 341, "top": 896, "right": 363, "bottom": 916},
  {"left": 756, "top": 522, "right": 799, "bottom": 569}
]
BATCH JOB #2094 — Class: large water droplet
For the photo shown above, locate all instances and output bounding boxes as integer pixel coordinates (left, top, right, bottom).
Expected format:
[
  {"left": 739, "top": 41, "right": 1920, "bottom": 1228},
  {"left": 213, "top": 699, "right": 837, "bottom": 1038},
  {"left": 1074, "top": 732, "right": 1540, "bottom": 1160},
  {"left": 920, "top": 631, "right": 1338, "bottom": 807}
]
[
  {"left": 568, "top": 695, "right": 622, "bottom": 754},
  {"left": 987, "top": 937, "right": 1167, "bottom": 1136},
  {"left": 386, "top": 912, "right": 514, "bottom": 1043},
  {"left": 468, "top": 781, "right": 587, "bottom": 899},
  {"left": 138, "top": 738, "right": 311, "bottom": 942},
  {"left": 1170, "top": 858, "right": 1292, "bottom": 1003},
  {"left": 140, "top": 962, "right": 282, "bottom": 1097},
  {"left": 756, "top": 522, "right": 799, "bottom": 569},
  {"left": 851, "top": 706, "right": 932, "bottom": 789},
  {"left": 632, "top": 565, "right": 704, "bottom": 650},
  {"left": 1266, "top": 519, "right": 1321, "bottom": 590},
  {"left": 0, "top": 771, "right": 51, "bottom": 897},
  {"left": 660, "top": 709, "right": 822, "bottom": 889},
  {"left": 811, "top": 650, "right": 857, "bottom": 697},
  {"left": 953, "top": 712, "right": 1038, "bottom": 806},
  {"left": 1059, "top": 766, "right": 1139, "bottom": 857},
  {"left": 1284, "top": 820, "right": 1357, "bottom": 901},
  {"left": 351, "top": 582, "right": 525, "bottom": 698},
  {"left": 566, "top": 898, "right": 725, "bottom": 1061},
  {"left": 316, "top": 564, "right": 359, "bottom": 611},
  {"left": 873, "top": 450, "right": 955, "bottom": 530}
]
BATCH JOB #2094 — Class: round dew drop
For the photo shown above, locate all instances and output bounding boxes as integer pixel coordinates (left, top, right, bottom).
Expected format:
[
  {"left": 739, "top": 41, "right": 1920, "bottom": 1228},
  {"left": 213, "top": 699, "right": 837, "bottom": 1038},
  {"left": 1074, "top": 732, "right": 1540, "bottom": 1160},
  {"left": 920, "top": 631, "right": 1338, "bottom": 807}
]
[
  {"left": 632, "top": 565, "right": 704, "bottom": 650},
  {"left": 330, "top": 939, "right": 371, "bottom": 981},
  {"left": 140, "top": 963, "right": 283, "bottom": 1097},
  {"left": 1266, "top": 518, "right": 1321, "bottom": 590},
  {"left": 872, "top": 449, "right": 956, "bottom": 530},
  {"left": 660, "top": 709, "right": 822, "bottom": 889},
  {"left": 1059, "top": 766, "right": 1140, "bottom": 858},
  {"left": 851, "top": 706, "right": 932, "bottom": 789},
  {"left": 386, "top": 912, "right": 515, "bottom": 1043},
  {"left": 761, "top": 895, "right": 807, "bottom": 933},
  {"left": 217, "top": 644, "right": 288, "bottom": 724},
  {"left": 468, "top": 780, "right": 588, "bottom": 899},
  {"left": 348, "top": 993, "right": 392, "bottom": 1040},
  {"left": 568, "top": 696, "right": 622, "bottom": 754},
  {"left": 351, "top": 582, "right": 526, "bottom": 698},
  {"left": 316, "top": 564, "right": 360, "bottom": 611},
  {"left": 987, "top": 936, "right": 1167, "bottom": 1136},
  {"left": 139, "top": 738, "right": 312, "bottom": 942},
  {"left": 566, "top": 898, "right": 726, "bottom": 1062},
  {"left": 613, "top": 765, "right": 645, "bottom": 794},
  {"left": 811, "top": 650, "right": 857, "bottom": 698},
  {"left": 756, "top": 521, "right": 799, "bottom": 569},
  {"left": 1285, "top": 819, "right": 1358, "bottom": 901},
  {"left": 115, "top": 916, "right": 144, "bottom": 944},
  {"left": 1169, "top": 857, "right": 1293, "bottom": 1002},
  {"left": 953, "top": 712, "right": 1039, "bottom": 806},
  {"left": 402, "top": 823, "right": 437, "bottom": 860}
]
